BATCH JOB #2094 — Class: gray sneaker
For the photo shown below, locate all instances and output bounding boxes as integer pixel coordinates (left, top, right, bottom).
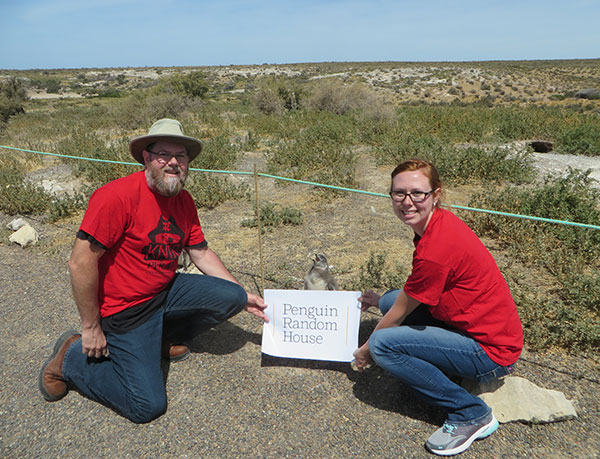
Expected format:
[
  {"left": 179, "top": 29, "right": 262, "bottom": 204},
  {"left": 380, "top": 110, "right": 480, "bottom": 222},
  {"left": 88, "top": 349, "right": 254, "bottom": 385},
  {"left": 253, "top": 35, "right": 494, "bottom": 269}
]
[{"left": 426, "top": 412, "right": 498, "bottom": 456}]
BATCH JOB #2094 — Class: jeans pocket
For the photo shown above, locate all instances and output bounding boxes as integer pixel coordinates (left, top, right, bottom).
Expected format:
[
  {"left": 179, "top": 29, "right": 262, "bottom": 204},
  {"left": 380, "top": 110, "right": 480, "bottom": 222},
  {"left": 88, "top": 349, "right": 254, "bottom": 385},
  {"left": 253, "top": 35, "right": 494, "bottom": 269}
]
[{"left": 477, "top": 363, "right": 515, "bottom": 383}]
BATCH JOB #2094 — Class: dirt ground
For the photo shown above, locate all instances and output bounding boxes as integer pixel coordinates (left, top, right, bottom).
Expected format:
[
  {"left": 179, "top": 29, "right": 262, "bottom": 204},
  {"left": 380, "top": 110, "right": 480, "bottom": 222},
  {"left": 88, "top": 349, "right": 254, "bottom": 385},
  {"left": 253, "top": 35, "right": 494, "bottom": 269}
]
[{"left": 1, "top": 147, "right": 599, "bottom": 458}]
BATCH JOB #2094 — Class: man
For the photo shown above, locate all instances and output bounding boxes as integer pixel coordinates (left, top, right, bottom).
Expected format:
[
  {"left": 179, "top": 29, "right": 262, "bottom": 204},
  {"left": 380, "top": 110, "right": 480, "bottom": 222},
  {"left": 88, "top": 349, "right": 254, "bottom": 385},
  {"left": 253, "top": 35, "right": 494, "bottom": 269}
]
[{"left": 39, "top": 118, "right": 267, "bottom": 423}]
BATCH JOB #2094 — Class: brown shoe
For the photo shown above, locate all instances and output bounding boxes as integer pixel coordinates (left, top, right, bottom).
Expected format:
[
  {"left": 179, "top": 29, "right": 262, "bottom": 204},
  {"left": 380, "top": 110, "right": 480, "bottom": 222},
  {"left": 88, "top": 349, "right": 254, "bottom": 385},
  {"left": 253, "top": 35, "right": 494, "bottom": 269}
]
[
  {"left": 38, "top": 330, "right": 81, "bottom": 401},
  {"left": 163, "top": 343, "right": 190, "bottom": 362}
]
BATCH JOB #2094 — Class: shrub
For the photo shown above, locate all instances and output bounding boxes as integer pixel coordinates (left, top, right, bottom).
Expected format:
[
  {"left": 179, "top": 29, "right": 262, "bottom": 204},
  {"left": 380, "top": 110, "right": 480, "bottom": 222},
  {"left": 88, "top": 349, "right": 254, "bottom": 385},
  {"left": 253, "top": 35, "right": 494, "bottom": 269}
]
[
  {"left": 241, "top": 201, "right": 303, "bottom": 229},
  {"left": 48, "top": 192, "right": 87, "bottom": 222},
  {"left": 113, "top": 92, "right": 196, "bottom": 129},
  {"left": 0, "top": 77, "right": 27, "bottom": 124},
  {"left": 185, "top": 173, "right": 248, "bottom": 209},
  {"left": 97, "top": 88, "right": 122, "bottom": 98},
  {"left": 374, "top": 137, "right": 534, "bottom": 185},
  {"left": 0, "top": 158, "right": 51, "bottom": 215},
  {"left": 305, "top": 80, "right": 383, "bottom": 115},
  {"left": 514, "top": 291, "right": 599, "bottom": 352},
  {"left": 267, "top": 120, "right": 357, "bottom": 189},
  {"left": 557, "top": 122, "right": 600, "bottom": 156},
  {"left": 344, "top": 251, "right": 408, "bottom": 293},
  {"left": 464, "top": 169, "right": 600, "bottom": 352},
  {"left": 31, "top": 78, "right": 61, "bottom": 94},
  {"left": 158, "top": 71, "right": 209, "bottom": 98},
  {"left": 191, "top": 133, "right": 240, "bottom": 171},
  {"left": 466, "top": 169, "right": 600, "bottom": 261},
  {"left": 56, "top": 132, "right": 135, "bottom": 189}
]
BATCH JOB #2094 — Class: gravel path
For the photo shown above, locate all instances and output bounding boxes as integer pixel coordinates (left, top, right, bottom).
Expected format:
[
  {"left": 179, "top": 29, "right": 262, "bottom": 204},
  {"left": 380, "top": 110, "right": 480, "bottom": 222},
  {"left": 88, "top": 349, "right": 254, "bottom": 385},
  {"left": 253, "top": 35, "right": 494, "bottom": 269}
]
[{"left": 1, "top": 216, "right": 599, "bottom": 458}]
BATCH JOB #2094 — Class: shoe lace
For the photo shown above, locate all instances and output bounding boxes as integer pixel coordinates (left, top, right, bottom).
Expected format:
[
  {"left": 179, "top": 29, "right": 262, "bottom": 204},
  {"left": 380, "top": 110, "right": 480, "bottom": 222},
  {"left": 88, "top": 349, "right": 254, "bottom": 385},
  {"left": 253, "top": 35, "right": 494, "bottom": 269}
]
[{"left": 442, "top": 422, "right": 457, "bottom": 434}]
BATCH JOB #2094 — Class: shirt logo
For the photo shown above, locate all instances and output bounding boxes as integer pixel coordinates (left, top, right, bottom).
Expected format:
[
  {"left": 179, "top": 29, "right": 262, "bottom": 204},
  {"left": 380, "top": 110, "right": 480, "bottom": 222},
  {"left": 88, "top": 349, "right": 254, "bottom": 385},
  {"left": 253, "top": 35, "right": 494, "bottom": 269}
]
[{"left": 142, "top": 216, "right": 184, "bottom": 266}]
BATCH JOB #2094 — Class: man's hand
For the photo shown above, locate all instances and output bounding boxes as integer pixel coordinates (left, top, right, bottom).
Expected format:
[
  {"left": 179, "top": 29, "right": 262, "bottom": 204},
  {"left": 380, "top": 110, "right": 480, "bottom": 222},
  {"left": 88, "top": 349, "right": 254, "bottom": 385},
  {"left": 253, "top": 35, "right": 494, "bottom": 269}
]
[
  {"left": 358, "top": 290, "right": 381, "bottom": 312},
  {"left": 81, "top": 324, "right": 109, "bottom": 358},
  {"left": 352, "top": 342, "right": 373, "bottom": 372},
  {"left": 245, "top": 292, "right": 269, "bottom": 322}
]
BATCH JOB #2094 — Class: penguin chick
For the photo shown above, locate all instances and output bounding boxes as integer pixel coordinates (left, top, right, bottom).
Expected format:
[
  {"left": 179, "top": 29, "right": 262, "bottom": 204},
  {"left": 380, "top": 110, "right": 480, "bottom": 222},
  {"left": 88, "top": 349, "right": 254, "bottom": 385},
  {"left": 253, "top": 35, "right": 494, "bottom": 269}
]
[
  {"left": 304, "top": 253, "right": 338, "bottom": 291},
  {"left": 177, "top": 250, "right": 192, "bottom": 272}
]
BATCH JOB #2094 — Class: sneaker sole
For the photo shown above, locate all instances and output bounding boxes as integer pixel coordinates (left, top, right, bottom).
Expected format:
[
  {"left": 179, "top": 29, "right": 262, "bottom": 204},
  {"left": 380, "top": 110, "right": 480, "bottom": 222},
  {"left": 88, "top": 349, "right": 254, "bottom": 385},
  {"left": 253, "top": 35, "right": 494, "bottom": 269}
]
[
  {"left": 38, "top": 330, "right": 80, "bottom": 402},
  {"left": 426, "top": 414, "right": 498, "bottom": 456}
]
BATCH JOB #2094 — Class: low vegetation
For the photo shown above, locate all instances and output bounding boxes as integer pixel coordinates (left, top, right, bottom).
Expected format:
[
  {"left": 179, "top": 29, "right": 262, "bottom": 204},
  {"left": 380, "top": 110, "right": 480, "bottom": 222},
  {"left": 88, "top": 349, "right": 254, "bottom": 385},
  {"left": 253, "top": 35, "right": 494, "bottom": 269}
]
[
  {"left": 0, "top": 60, "right": 599, "bottom": 356},
  {"left": 241, "top": 201, "right": 303, "bottom": 230},
  {"left": 465, "top": 169, "right": 600, "bottom": 352}
]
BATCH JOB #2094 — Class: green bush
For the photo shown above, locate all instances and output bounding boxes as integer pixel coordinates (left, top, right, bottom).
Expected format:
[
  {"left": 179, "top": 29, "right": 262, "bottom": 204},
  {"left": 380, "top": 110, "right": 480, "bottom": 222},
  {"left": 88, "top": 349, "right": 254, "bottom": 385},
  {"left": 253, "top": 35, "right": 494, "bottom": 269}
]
[
  {"left": 252, "top": 77, "right": 304, "bottom": 115},
  {"left": 305, "top": 80, "right": 383, "bottom": 115},
  {"left": 0, "top": 77, "right": 27, "bottom": 124},
  {"left": 466, "top": 169, "right": 600, "bottom": 262},
  {"left": 241, "top": 201, "right": 303, "bottom": 229},
  {"left": 57, "top": 132, "right": 135, "bottom": 189},
  {"left": 97, "top": 88, "right": 122, "bottom": 98},
  {"left": 158, "top": 71, "right": 209, "bottom": 98},
  {"left": 515, "top": 291, "right": 599, "bottom": 352},
  {"left": 113, "top": 92, "right": 197, "bottom": 129},
  {"left": 192, "top": 134, "right": 239, "bottom": 171},
  {"left": 464, "top": 170, "right": 600, "bottom": 352},
  {"left": 344, "top": 251, "right": 408, "bottom": 293},
  {"left": 375, "top": 136, "right": 534, "bottom": 185},
  {"left": 254, "top": 85, "right": 285, "bottom": 115},
  {"left": 185, "top": 173, "right": 248, "bottom": 209},
  {"left": 0, "top": 158, "right": 51, "bottom": 215},
  {"left": 48, "top": 192, "right": 87, "bottom": 222},
  {"left": 30, "top": 78, "right": 61, "bottom": 93},
  {"left": 557, "top": 122, "right": 600, "bottom": 156},
  {"left": 267, "top": 119, "right": 357, "bottom": 189}
]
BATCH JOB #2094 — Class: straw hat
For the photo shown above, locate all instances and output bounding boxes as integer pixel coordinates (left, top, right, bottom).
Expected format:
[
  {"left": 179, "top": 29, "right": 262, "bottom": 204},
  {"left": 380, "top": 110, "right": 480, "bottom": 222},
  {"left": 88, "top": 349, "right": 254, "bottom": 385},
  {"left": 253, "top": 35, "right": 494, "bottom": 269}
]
[{"left": 129, "top": 118, "right": 202, "bottom": 164}]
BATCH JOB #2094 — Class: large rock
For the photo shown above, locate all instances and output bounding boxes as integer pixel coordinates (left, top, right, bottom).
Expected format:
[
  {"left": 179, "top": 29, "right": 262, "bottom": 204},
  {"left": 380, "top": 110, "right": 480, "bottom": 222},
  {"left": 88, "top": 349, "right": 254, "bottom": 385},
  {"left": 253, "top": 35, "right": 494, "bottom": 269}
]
[
  {"left": 462, "top": 376, "right": 577, "bottom": 423},
  {"left": 574, "top": 88, "right": 600, "bottom": 100},
  {"left": 8, "top": 223, "right": 39, "bottom": 248}
]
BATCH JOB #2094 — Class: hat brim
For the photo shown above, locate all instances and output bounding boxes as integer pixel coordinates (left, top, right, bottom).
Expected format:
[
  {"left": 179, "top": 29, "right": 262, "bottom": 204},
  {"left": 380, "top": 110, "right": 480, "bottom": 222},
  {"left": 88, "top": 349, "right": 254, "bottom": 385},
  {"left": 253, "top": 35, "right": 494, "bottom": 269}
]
[{"left": 129, "top": 134, "right": 202, "bottom": 165}]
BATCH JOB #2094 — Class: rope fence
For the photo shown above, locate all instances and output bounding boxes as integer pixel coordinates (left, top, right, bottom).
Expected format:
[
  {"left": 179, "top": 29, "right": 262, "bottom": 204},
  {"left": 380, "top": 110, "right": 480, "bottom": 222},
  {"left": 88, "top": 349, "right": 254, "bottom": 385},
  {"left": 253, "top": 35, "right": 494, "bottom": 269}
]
[{"left": 2, "top": 145, "right": 599, "bottom": 231}]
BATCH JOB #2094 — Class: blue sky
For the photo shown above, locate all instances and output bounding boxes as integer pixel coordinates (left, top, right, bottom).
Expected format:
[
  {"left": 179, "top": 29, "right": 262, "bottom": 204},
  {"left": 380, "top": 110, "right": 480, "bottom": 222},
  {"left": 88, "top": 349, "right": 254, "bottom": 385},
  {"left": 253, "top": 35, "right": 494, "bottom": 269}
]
[{"left": 1, "top": 0, "right": 598, "bottom": 70}]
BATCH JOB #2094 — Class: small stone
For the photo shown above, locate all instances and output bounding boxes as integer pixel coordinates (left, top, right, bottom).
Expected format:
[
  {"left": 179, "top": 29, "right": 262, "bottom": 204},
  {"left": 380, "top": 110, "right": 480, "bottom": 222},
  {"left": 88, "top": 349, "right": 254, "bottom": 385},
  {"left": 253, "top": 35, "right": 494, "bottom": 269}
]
[
  {"left": 8, "top": 223, "right": 39, "bottom": 248},
  {"left": 6, "top": 217, "right": 28, "bottom": 231}
]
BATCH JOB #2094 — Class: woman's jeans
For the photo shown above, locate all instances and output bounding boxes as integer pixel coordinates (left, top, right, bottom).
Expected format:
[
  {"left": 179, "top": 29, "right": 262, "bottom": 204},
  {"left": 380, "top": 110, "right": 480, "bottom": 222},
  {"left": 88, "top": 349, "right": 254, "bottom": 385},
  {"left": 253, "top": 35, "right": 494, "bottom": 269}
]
[
  {"left": 369, "top": 290, "right": 514, "bottom": 422},
  {"left": 62, "top": 274, "right": 247, "bottom": 423}
]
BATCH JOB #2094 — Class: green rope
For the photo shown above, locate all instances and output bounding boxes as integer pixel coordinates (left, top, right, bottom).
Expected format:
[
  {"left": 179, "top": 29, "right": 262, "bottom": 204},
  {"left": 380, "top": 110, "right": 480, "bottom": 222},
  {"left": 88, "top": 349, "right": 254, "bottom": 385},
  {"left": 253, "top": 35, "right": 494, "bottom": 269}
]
[{"left": 2, "top": 145, "right": 599, "bottom": 230}]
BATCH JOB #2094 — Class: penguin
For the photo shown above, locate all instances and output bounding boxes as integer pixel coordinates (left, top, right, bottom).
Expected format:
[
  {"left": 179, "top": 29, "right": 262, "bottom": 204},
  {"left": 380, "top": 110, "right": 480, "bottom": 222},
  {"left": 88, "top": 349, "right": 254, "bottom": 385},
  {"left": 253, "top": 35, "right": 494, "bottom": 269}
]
[{"left": 303, "top": 253, "right": 338, "bottom": 291}]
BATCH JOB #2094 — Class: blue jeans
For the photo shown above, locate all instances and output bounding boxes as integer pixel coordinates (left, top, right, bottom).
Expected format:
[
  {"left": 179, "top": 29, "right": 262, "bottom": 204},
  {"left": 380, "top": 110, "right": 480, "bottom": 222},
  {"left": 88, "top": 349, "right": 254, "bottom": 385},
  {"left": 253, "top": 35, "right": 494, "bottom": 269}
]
[
  {"left": 369, "top": 290, "right": 514, "bottom": 422},
  {"left": 62, "top": 274, "right": 247, "bottom": 423}
]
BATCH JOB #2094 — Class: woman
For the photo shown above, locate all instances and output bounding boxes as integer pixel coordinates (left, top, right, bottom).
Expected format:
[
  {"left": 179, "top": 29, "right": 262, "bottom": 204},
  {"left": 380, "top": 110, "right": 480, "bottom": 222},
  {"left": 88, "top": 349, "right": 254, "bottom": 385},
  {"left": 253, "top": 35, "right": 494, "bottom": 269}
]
[{"left": 353, "top": 159, "right": 523, "bottom": 456}]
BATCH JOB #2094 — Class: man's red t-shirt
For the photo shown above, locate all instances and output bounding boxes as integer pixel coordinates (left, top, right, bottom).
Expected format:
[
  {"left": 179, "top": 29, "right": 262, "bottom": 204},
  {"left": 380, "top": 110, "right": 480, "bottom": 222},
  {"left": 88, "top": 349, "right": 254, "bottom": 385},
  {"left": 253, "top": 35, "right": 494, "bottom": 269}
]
[
  {"left": 79, "top": 171, "right": 206, "bottom": 318},
  {"left": 403, "top": 208, "right": 523, "bottom": 366}
]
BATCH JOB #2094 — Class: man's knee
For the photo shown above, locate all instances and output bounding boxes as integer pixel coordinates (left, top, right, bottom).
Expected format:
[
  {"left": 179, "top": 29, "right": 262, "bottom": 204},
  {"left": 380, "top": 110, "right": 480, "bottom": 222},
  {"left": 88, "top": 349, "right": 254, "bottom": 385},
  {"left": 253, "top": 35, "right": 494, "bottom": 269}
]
[
  {"left": 126, "top": 393, "right": 167, "bottom": 424},
  {"left": 222, "top": 282, "right": 247, "bottom": 316}
]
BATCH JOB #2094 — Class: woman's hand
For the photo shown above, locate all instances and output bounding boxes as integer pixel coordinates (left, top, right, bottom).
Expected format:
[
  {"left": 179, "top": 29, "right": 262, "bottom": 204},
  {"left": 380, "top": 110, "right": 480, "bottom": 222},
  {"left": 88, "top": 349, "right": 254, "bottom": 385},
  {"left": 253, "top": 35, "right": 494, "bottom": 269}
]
[
  {"left": 352, "top": 342, "right": 373, "bottom": 372},
  {"left": 358, "top": 290, "right": 381, "bottom": 312}
]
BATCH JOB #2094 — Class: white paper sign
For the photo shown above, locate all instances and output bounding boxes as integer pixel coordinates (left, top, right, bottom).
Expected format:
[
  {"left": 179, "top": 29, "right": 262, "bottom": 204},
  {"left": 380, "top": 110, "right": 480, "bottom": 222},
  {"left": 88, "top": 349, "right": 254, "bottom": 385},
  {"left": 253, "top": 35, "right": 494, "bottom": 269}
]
[{"left": 261, "top": 289, "right": 362, "bottom": 362}]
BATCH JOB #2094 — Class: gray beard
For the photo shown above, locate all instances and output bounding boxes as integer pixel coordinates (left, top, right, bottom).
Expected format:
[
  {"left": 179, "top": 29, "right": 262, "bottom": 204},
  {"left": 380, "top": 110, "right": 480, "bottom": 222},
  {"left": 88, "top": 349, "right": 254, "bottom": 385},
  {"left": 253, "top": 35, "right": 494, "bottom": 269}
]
[{"left": 145, "top": 167, "right": 187, "bottom": 197}]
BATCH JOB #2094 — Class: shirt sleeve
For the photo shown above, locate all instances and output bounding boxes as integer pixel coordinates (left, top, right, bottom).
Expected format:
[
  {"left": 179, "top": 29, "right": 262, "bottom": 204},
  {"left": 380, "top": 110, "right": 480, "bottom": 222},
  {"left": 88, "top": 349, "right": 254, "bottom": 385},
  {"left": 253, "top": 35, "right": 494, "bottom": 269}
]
[
  {"left": 79, "top": 187, "right": 128, "bottom": 249},
  {"left": 182, "top": 191, "right": 206, "bottom": 247},
  {"left": 403, "top": 258, "right": 452, "bottom": 307}
]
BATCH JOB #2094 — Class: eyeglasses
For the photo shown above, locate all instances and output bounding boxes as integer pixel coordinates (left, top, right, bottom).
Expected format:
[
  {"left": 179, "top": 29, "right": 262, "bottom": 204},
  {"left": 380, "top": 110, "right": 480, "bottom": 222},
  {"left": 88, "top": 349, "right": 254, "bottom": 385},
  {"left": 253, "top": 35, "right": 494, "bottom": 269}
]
[
  {"left": 389, "top": 189, "right": 433, "bottom": 203},
  {"left": 147, "top": 150, "right": 188, "bottom": 164}
]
